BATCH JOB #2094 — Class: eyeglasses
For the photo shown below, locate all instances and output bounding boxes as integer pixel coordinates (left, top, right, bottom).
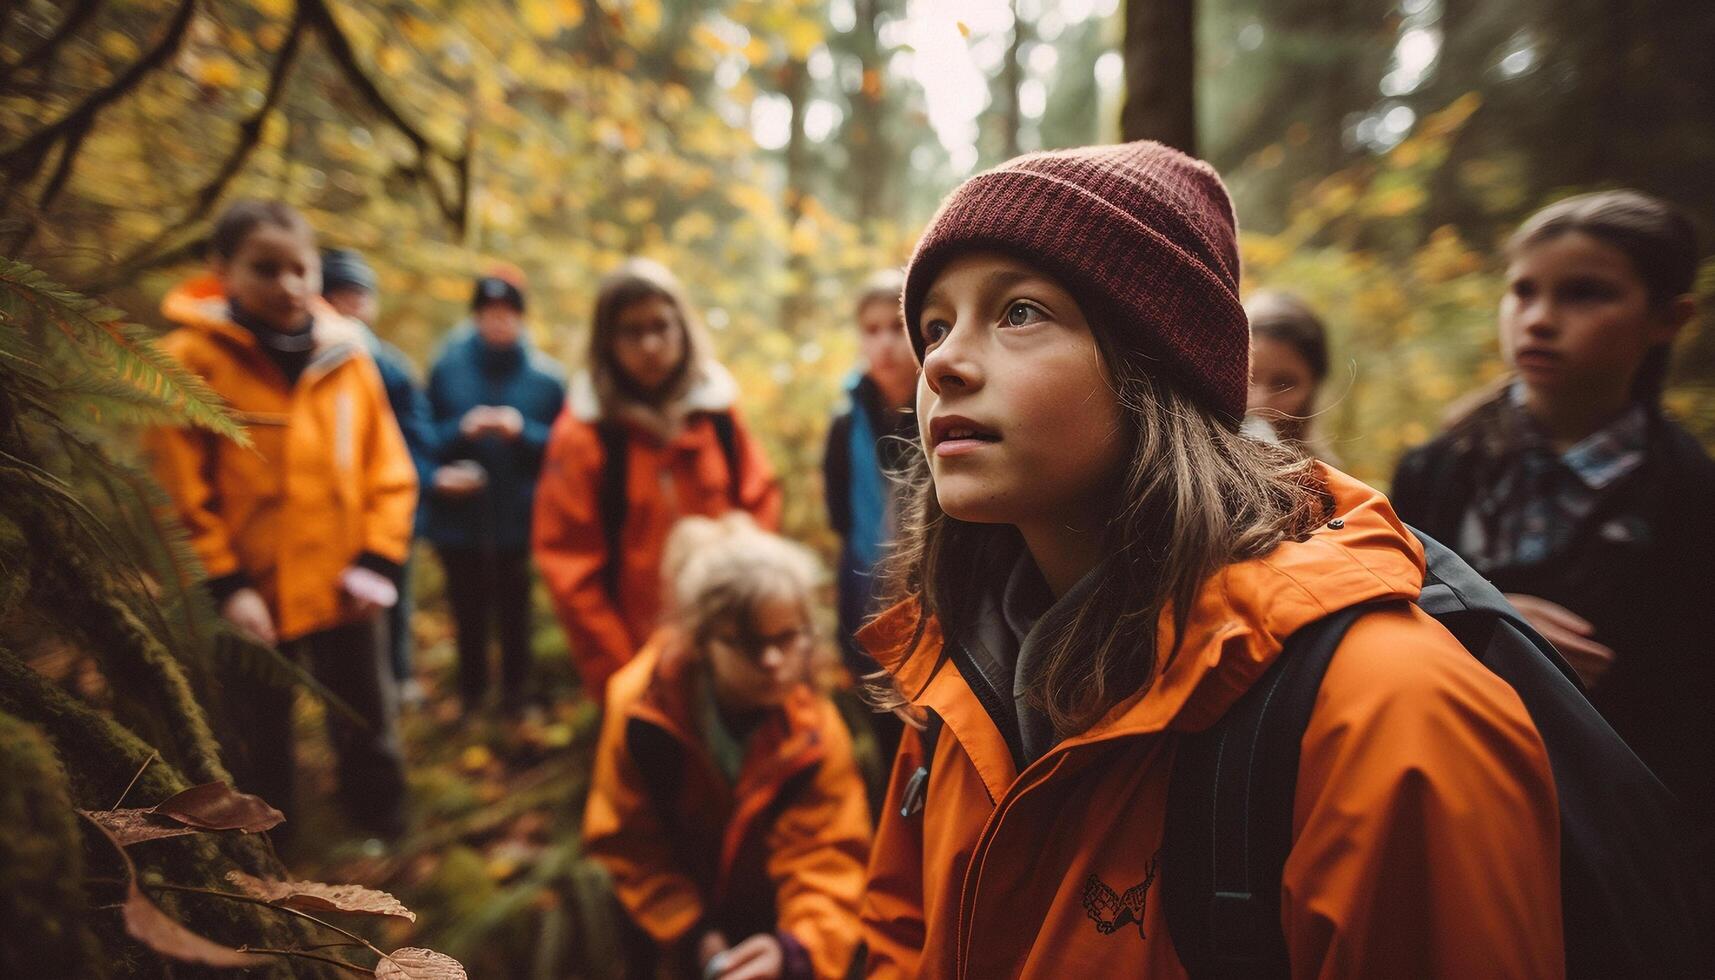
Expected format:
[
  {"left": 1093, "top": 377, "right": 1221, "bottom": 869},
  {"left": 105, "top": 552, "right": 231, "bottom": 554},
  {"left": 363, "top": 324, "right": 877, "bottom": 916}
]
[{"left": 709, "top": 628, "right": 814, "bottom": 664}]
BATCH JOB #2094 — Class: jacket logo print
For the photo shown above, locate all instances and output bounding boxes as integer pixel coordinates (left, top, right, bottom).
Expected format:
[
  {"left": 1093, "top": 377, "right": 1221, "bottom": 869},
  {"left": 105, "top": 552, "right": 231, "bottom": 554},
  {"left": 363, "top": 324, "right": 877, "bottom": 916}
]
[{"left": 1082, "top": 854, "right": 1159, "bottom": 940}]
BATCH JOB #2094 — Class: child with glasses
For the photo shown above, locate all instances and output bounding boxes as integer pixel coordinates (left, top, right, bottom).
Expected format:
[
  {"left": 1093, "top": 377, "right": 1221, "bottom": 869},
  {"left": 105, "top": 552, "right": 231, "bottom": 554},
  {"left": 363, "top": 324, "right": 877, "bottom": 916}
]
[{"left": 583, "top": 513, "right": 870, "bottom": 980}]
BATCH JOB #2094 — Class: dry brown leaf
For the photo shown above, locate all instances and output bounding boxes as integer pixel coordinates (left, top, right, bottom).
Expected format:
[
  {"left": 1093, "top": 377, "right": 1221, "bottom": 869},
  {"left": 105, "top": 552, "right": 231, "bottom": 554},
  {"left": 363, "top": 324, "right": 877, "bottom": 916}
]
[
  {"left": 375, "top": 947, "right": 467, "bottom": 979},
  {"left": 225, "top": 870, "right": 417, "bottom": 922},
  {"left": 80, "top": 808, "right": 200, "bottom": 846},
  {"left": 122, "top": 883, "right": 257, "bottom": 967},
  {"left": 150, "top": 781, "right": 284, "bottom": 833}
]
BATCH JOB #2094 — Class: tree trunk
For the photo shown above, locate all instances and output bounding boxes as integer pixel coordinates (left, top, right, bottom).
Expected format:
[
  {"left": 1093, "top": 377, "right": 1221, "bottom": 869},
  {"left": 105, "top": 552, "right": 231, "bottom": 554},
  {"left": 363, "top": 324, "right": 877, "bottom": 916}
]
[
  {"left": 1121, "top": 0, "right": 1197, "bottom": 153},
  {"left": 1001, "top": 0, "right": 1026, "bottom": 159},
  {"left": 779, "top": 56, "right": 811, "bottom": 336},
  {"left": 850, "top": 0, "right": 889, "bottom": 225}
]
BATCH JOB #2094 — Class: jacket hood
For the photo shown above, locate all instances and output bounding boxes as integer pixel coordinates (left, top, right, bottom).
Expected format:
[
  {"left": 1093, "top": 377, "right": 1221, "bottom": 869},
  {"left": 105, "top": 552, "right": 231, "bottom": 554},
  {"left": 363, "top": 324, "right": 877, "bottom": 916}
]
[
  {"left": 859, "top": 465, "right": 1426, "bottom": 752},
  {"left": 567, "top": 361, "right": 739, "bottom": 427},
  {"left": 160, "top": 273, "right": 367, "bottom": 359}
]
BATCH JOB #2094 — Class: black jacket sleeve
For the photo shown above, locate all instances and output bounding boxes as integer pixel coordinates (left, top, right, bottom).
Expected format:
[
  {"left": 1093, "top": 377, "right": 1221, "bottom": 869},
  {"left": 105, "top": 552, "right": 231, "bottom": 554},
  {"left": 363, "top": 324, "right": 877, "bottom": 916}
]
[{"left": 823, "top": 412, "right": 853, "bottom": 540}]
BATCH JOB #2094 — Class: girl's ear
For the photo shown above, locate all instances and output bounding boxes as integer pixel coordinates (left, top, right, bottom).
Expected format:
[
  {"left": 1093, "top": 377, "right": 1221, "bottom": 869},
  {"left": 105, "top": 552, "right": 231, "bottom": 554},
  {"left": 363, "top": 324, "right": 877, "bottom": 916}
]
[{"left": 1650, "top": 294, "right": 1697, "bottom": 345}]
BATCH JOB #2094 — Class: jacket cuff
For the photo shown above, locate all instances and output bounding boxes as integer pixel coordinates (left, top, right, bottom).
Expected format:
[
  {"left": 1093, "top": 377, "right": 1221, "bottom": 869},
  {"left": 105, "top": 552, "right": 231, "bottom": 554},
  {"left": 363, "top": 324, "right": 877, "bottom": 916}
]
[
  {"left": 775, "top": 931, "right": 813, "bottom": 980},
  {"left": 354, "top": 551, "right": 404, "bottom": 585},
  {"left": 206, "top": 571, "right": 253, "bottom": 606}
]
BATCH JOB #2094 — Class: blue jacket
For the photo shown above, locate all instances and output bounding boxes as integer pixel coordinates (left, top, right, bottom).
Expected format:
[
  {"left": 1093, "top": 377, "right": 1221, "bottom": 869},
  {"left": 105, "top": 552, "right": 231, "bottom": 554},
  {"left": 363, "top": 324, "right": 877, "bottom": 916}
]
[
  {"left": 422, "top": 325, "right": 567, "bottom": 551},
  {"left": 363, "top": 331, "right": 437, "bottom": 530}
]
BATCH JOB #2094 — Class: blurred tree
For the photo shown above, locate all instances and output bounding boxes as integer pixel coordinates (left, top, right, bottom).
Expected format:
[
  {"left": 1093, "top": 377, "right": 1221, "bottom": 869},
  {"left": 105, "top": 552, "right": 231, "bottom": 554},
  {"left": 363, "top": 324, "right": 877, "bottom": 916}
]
[{"left": 1122, "top": 0, "right": 1195, "bottom": 151}]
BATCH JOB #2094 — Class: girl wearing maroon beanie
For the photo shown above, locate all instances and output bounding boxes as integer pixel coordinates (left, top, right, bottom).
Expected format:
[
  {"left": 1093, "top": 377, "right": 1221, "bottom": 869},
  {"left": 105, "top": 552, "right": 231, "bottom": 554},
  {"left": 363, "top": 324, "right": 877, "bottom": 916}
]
[{"left": 855, "top": 142, "right": 1563, "bottom": 978}]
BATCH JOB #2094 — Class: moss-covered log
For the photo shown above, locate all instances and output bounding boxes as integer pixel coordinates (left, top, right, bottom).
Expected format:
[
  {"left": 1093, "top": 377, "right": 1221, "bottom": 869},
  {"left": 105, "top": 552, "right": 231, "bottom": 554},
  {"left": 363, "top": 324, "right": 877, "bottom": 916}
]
[{"left": 0, "top": 710, "right": 106, "bottom": 978}]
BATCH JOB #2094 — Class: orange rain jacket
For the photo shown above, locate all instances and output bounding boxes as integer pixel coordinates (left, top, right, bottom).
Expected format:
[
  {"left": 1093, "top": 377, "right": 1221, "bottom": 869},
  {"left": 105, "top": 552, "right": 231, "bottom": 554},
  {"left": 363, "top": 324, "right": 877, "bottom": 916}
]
[
  {"left": 533, "top": 372, "right": 782, "bottom": 700},
  {"left": 860, "top": 468, "right": 1564, "bottom": 979},
  {"left": 144, "top": 275, "right": 418, "bottom": 642},
  {"left": 584, "top": 631, "right": 871, "bottom": 977}
]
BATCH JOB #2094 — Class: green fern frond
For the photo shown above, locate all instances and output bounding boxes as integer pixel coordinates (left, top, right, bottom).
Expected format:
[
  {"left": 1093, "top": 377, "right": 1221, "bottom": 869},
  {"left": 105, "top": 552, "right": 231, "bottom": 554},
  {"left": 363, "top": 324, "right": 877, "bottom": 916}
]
[{"left": 0, "top": 256, "right": 250, "bottom": 447}]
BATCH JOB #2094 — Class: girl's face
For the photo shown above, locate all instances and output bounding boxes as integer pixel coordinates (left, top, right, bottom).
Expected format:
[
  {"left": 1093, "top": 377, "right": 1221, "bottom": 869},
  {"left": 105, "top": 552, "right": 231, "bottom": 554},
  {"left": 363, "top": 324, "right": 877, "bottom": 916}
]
[
  {"left": 915, "top": 252, "right": 1127, "bottom": 528},
  {"left": 1247, "top": 335, "right": 1318, "bottom": 432},
  {"left": 610, "top": 295, "right": 687, "bottom": 394},
  {"left": 215, "top": 224, "right": 319, "bottom": 333},
  {"left": 705, "top": 595, "right": 812, "bottom": 712},
  {"left": 1500, "top": 232, "right": 1681, "bottom": 405},
  {"left": 858, "top": 298, "right": 917, "bottom": 407}
]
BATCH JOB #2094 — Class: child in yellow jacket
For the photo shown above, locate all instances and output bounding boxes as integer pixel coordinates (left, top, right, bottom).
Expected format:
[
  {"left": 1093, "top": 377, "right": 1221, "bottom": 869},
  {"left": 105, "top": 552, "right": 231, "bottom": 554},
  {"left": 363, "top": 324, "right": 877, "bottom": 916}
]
[{"left": 145, "top": 199, "right": 417, "bottom": 838}]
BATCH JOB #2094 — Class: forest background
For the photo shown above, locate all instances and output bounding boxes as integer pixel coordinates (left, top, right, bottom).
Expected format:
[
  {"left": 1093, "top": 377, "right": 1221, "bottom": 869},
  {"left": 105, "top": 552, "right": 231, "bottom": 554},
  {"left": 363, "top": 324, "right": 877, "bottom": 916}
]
[{"left": 3, "top": 0, "right": 1714, "bottom": 977}]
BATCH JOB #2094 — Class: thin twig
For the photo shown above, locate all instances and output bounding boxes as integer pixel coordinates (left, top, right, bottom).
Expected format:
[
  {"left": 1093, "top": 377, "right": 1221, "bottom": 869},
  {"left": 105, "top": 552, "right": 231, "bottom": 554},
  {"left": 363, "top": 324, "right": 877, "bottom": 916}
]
[
  {"left": 238, "top": 946, "right": 375, "bottom": 976},
  {"left": 139, "top": 882, "right": 388, "bottom": 959},
  {"left": 0, "top": 0, "right": 104, "bottom": 84},
  {"left": 110, "top": 9, "right": 307, "bottom": 266},
  {"left": 112, "top": 749, "right": 158, "bottom": 809},
  {"left": 0, "top": 0, "right": 196, "bottom": 181}
]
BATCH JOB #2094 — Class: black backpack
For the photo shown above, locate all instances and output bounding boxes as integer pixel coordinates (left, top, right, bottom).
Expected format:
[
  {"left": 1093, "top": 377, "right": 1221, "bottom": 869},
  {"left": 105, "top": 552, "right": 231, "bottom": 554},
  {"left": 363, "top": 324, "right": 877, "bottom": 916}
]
[
  {"left": 902, "top": 530, "right": 1710, "bottom": 979},
  {"left": 594, "top": 412, "right": 741, "bottom": 598}
]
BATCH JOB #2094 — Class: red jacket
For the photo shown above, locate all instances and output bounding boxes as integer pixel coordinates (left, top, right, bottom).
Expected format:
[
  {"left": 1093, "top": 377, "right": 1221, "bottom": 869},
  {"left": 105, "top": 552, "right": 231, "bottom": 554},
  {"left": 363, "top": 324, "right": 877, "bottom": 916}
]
[
  {"left": 584, "top": 630, "right": 871, "bottom": 977},
  {"left": 859, "top": 467, "right": 1564, "bottom": 979},
  {"left": 533, "top": 371, "right": 781, "bottom": 700}
]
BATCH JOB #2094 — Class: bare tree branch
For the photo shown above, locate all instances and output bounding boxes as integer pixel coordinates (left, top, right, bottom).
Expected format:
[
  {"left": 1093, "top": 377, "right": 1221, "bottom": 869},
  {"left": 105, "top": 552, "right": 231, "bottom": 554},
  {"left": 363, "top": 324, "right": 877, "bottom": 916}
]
[
  {"left": 0, "top": 0, "right": 195, "bottom": 184},
  {"left": 0, "top": 0, "right": 105, "bottom": 88},
  {"left": 298, "top": 0, "right": 468, "bottom": 230},
  {"left": 94, "top": 9, "right": 308, "bottom": 277},
  {"left": 4, "top": 115, "right": 92, "bottom": 254}
]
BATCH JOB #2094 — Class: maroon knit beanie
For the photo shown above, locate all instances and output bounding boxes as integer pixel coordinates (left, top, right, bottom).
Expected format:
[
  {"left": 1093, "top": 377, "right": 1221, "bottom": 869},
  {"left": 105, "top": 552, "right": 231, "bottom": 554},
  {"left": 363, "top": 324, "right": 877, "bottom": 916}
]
[{"left": 903, "top": 141, "right": 1249, "bottom": 425}]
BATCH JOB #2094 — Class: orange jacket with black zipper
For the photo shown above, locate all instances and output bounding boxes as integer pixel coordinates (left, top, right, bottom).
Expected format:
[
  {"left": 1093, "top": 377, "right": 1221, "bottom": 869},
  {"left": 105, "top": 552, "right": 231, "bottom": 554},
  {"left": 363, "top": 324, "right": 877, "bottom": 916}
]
[
  {"left": 859, "top": 467, "right": 1564, "bottom": 979},
  {"left": 584, "top": 629, "right": 871, "bottom": 978},
  {"left": 533, "top": 368, "right": 782, "bottom": 701},
  {"left": 143, "top": 274, "right": 418, "bottom": 642}
]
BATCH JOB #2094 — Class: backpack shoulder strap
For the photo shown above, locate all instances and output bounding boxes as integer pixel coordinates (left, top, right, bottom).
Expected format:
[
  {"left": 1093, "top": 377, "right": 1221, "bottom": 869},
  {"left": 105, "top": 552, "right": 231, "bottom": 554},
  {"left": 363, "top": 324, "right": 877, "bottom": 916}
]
[
  {"left": 595, "top": 419, "right": 630, "bottom": 598},
  {"left": 710, "top": 410, "right": 743, "bottom": 506},
  {"left": 898, "top": 709, "right": 943, "bottom": 819},
  {"left": 1161, "top": 602, "right": 1378, "bottom": 980}
]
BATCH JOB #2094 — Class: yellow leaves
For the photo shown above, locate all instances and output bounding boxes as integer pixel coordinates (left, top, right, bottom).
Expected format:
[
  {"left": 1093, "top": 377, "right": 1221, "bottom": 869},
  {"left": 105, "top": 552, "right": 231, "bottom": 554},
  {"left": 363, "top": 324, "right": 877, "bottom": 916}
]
[
  {"left": 671, "top": 210, "right": 717, "bottom": 243},
  {"left": 743, "top": 36, "right": 771, "bottom": 66},
  {"left": 196, "top": 56, "right": 241, "bottom": 89},
  {"left": 521, "top": 0, "right": 576, "bottom": 39},
  {"left": 692, "top": 24, "right": 730, "bottom": 53},
  {"left": 726, "top": 183, "right": 775, "bottom": 218},
  {"left": 99, "top": 31, "right": 140, "bottom": 61},
  {"left": 249, "top": 0, "right": 292, "bottom": 18},
  {"left": 620, "top": 197, "right": 654, "bottom": 224},
  {"left": 379, "top": 45, "right": 411, "bottom": 77},
  {"left": 1364, "top": 184, "right": 1425, "bottom": 218},
  {"left": 781, "top": 16, "right": 822, "bottom": 61},
  {"left": 1420, "top": 92, "right": 1483, "bottom": 140},
  {"left": 628, "top": 0, "right": 663, "bottom": 35}
]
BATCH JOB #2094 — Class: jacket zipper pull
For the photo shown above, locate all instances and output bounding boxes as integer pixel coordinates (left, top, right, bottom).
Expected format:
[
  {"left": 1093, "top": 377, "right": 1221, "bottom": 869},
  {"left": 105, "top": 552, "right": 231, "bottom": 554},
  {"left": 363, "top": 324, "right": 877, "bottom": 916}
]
[{"left": 900, "top": 764, "right": 929, "bottom": 818}]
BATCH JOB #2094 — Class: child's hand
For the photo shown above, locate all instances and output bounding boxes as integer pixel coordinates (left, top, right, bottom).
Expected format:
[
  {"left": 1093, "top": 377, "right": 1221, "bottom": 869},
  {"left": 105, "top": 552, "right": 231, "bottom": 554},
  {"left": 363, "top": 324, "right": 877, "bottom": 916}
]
[
  {"left": 1504, "top": 593, "right": 1616, "bottom": 688},
  {"left": 485, "top": 406, "right": 524, "bottom": 440},
  {"left": 459, "top": 405, "right": 495, "bottom": 437},
  {"left": 696, "top": 931, "right": 730, "bottom": 979},
  {"left": 221, "top": 587, "right": 277, "bottom": 646},
  {"left": 432, "top": 461, "right": 487, "bottom": 498},
  {"left": 341, "top": 565, "right": 399, "bottom": 616},
  {"left": 710, "top": 933, "right": 783, "bottom": 980}
]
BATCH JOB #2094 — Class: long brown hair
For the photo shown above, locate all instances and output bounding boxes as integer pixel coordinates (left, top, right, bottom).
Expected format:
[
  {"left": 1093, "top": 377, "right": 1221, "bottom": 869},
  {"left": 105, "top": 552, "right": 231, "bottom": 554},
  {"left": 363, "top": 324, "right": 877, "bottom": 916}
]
[{"left": 872, "top": 310, "right": 1331, "bottom": 736}]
